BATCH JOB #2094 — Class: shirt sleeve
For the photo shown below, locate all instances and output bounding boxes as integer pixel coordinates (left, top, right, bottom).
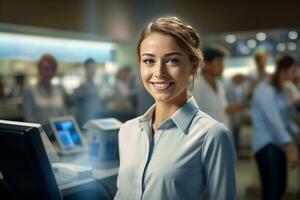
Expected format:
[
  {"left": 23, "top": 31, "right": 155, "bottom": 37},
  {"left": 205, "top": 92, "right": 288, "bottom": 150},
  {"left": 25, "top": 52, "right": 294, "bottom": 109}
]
[
  {"left": 255, "top": 87, "right": 292, "bottom": 144},
  {"left": 201, "top": 123, "right": 237, "bottom": 200},
  {"left": 113, "top": 124, "right": 124, "bottom": 200}
]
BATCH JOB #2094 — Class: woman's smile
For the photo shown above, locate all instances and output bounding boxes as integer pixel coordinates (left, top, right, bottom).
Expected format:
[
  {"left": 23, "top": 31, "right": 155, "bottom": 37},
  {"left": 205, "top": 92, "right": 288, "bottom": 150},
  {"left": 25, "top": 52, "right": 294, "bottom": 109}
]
[{"left": 149, "top": 81, "right": 175, "bottom": 91}]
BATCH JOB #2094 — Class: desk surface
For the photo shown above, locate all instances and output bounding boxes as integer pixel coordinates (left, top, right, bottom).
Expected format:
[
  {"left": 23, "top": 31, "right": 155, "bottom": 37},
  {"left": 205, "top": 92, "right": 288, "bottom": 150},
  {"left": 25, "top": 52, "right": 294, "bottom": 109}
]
[{"left": 54, "top": 152, "right": 119, "bottom": 197}]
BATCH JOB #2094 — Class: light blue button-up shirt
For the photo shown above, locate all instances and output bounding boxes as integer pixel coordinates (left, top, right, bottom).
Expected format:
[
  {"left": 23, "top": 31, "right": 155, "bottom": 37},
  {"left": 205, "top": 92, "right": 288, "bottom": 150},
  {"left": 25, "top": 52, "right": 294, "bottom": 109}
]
[
  {"left": 251, "top": 81, "right": 299, "bottom": 153},
  {"left": 114, "top": 97, "right": 236, "bottom": 200}
]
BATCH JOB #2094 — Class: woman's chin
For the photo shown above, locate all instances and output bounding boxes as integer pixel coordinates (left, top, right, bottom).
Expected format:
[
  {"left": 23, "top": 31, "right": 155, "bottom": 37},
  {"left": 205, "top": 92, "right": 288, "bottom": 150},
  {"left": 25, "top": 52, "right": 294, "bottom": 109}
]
[{"left": 152, "top": 94, "right": 173, "bottom": 103}]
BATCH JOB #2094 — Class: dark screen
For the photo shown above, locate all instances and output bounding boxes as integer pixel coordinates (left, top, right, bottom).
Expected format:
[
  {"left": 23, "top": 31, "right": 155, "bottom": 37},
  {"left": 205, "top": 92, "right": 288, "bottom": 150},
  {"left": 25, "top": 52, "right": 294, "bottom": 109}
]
[{"left": 0, "top": 122, "right": 62, "bottom": 200}]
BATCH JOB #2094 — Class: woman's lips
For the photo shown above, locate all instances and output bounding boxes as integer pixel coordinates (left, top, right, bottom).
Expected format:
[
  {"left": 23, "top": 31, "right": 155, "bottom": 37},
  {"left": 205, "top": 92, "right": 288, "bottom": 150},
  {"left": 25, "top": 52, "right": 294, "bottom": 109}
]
[{"left": 150, "top": 81, "right": 174, "bottom": 91}]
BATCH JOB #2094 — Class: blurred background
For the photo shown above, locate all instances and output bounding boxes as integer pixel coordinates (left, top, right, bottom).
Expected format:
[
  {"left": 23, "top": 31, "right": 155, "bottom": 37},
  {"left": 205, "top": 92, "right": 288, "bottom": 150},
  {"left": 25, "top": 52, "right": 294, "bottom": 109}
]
[{"left": 1, "top": 0, "right": 300, "bottom": 199}]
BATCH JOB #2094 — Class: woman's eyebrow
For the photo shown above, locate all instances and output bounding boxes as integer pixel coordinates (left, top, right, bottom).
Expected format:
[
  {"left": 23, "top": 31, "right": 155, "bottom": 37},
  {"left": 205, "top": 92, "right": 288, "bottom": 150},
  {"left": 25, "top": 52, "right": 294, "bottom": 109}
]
[
  {"left": 141, "top": 52, "right": 183, "bottom": 57},
  {"left": 141, "top": 53, "right": 154, "bottom": 57},
  {"left": 165, "top": 52, "right": 183, "bottom": 57}
]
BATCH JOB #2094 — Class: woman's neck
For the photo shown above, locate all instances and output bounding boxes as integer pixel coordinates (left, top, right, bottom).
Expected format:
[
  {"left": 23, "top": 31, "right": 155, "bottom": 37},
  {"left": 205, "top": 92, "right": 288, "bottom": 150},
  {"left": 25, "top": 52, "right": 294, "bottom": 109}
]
[{"left": 152, "top": 92, "right": 188, "bottom": 131}]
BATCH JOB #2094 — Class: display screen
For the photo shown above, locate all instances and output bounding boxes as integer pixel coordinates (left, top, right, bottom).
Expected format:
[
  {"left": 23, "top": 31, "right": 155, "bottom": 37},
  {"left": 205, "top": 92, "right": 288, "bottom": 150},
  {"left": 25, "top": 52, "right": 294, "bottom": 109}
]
[{"left": 54, "top": 121, "right": 82, "bottom": 149}]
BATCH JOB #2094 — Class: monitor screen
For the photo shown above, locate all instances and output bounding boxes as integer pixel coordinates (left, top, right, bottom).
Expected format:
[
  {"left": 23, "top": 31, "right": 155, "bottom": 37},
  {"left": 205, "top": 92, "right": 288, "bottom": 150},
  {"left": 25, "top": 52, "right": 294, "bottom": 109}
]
[
  {"left": 50, "top": 116, "right": 86, "bottom": 155},
  {"left": 0, "top": 120, "right": 62, "bottom": 200},
  {"left": 54, "top": 120, "right": 82, "bottom": 149}
]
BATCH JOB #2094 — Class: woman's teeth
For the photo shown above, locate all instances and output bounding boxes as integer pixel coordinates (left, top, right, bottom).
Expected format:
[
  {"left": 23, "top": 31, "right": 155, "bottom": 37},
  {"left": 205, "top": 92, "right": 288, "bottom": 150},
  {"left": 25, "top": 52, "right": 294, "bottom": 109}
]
[{"left": 152, "top": 82, "right": 173, "bottom": 90}]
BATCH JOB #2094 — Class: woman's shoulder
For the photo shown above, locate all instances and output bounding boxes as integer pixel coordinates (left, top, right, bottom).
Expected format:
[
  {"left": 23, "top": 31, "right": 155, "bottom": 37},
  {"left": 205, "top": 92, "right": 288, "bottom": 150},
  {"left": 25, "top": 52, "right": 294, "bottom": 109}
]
[
  {"left": 194, "top": 115, "right": 234, "bottom": 156},
  {"left": 192, "top": 111, "right": 231, "bottom": 138},
  {"left": 119, "top": 116, "right": 143, "bottom": 131},
  {"left": 205, "top": 122, "right": 231, "bottom": 141}
]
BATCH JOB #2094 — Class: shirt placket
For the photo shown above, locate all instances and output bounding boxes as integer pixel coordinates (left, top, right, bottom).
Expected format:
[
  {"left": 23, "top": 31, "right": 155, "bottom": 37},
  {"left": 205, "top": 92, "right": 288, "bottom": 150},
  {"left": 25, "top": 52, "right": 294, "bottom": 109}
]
[
  {"left": 136, "top": 121, "right": 151, "bottom": 200},
  {"left": 136, "top": 120, "right": 168, "bottom": 200}
]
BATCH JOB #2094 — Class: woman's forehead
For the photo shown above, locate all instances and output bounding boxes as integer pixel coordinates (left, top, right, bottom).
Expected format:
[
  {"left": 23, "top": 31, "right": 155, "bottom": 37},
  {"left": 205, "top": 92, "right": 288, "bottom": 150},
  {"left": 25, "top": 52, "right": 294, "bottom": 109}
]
[{"left": 140, "top": 33, "right": 185, "bottom": 55}]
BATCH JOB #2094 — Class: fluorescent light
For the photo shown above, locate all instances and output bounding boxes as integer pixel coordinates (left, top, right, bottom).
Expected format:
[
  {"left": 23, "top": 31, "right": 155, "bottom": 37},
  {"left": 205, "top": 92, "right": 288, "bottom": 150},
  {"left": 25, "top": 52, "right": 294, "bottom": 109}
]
[
  {"left": 288, "top": 31, "right": 298, "bottom": 40},
  {"left": 256, "top": 32, "right": 266, "bottom": 41},
  {"left": 240, "top": 46, "right": 251, "bottom": 55},
  {"left": 276, "top": 43, "right": 286, "bottom": 52},
  {"left": 247, "top": 39, "right": 257, "bottom": 48},
  {"left": 0, "top": 32, "right": 114, "bottom": 49},
  {"left": 0, "top": 32, "right": 115, "bottom": 62},
  {"left": 287, "top": 42, "right": 297, "bottom": 51},
  {"left": 225, "top": 34, "right": 236, "bottom": 43}
]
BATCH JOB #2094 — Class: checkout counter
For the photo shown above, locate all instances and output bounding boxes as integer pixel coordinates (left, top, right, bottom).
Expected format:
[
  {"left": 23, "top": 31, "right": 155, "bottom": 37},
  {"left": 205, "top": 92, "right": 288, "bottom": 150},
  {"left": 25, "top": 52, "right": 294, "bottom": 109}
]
[
  {"left": 56, "top": 153, "right": 118, "bottom": 200},
  {"left": 49, "top": 117, "right": 122, "bottom": 200},
  {"left": 0, "top": 117, "right": 121, "bottom": 200}
]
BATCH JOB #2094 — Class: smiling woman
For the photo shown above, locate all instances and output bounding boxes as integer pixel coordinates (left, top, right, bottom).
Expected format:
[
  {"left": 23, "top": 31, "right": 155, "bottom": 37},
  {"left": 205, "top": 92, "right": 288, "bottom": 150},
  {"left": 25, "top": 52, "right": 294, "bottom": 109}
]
[
  {"left": 114, "top": 16, "right": 237, "bottom": 200},
  {"left": 140, "top": 33, "right": 193, "bottom": 106}
]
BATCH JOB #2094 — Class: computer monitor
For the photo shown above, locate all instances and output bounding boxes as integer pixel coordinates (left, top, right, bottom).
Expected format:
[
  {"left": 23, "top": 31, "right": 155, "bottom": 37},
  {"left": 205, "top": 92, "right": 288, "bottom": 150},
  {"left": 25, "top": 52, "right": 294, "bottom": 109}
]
[
  {"left": 50, "top": 116, "right": 86, "bottom": 155},
  {"left": 0, "top": 120, "right": 62, "bottom": 200}
]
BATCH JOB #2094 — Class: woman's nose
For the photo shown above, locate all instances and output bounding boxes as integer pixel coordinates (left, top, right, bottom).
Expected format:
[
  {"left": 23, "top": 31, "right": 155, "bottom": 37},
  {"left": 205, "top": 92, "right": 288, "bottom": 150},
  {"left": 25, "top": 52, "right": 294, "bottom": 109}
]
[{"left": 154, "top": 61, "right": 167, "bottom": 78}]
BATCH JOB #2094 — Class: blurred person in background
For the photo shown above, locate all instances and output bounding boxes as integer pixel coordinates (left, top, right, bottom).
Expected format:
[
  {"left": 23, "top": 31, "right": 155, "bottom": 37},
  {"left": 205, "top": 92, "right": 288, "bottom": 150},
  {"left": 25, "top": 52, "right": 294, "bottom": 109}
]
[
  {"left": 246, "top": 51, "right": 270, "bottom": 100},
  {"left": 8, "top": 73, "right": 26, "bottom": 98},
  {"left": 8, "top": 73, "right": 26, "bottom": 112},
  {"left": 226, "top": 73, "right": 247, "bottom": 150},
  {"left": 192, "top": 47, "right": 242, "bottom": 127},
  {"left": 72, "top": 58, "right": 103, "bottom": 128},
  {"left": 284, "top": 65, "right": 300, "bottom": 107},
  {"left": 115, "top": 16, "right": 236, "bottom": 200},
  {"left": 251, "top": 54, "right": 300, "bottom": 200},
  {"left": 0, "top": 75, "right": 5, "bottom": 99},
  {"left": 284, "top": 66, "right": 300, "bottom": 126},
  {"left": 22, "top": 54, "right": 66, "bottom": 136},
  {"left": 114, "top": 66, "right": 137, "bottom": 109}
]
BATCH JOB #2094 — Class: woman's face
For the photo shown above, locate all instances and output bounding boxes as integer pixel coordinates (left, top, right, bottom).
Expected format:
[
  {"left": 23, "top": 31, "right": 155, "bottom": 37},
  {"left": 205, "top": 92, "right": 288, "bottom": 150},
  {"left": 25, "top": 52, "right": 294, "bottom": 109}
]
[{"left": 139, "top": 32, "right": 195, "bottom": 104}]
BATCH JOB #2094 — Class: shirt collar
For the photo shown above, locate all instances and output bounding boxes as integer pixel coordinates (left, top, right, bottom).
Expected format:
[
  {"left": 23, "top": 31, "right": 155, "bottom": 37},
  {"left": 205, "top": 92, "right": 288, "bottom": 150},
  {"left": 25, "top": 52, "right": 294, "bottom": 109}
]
[
  {"left": 139, "top": 104, "right": 156, "bottom": 123},
  {"left": 171, "top": 96, "right": 199, "bottom": 134},
  {"left": 139, "top": 96, "right": 199, "bottom": 134}
]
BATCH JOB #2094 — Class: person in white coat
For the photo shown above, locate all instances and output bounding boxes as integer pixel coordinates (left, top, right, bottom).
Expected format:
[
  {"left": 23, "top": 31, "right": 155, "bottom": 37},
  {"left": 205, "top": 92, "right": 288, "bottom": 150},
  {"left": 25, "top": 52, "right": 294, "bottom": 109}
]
[{"left": 192, "top": 47, "right": 241, "bottom": 127}]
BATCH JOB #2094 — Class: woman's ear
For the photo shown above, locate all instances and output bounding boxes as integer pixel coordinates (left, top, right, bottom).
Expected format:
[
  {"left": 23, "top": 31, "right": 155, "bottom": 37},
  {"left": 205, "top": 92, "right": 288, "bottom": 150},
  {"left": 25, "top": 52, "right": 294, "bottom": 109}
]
[{"left": 191, "top": 62, "right": 198, "bottom": 76}]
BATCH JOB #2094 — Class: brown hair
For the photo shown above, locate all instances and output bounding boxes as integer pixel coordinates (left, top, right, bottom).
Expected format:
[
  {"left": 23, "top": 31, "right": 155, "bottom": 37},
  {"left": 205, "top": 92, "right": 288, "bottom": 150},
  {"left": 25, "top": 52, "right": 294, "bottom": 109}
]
[
  {"left": 137, "top": 16, "right": 203, "bottom": 76},
  {"left": 271, "top": 54, "right": 297, "bottom": 91},
  {"left": 37, "top": 54, "right": 58, "bottom": 70}
]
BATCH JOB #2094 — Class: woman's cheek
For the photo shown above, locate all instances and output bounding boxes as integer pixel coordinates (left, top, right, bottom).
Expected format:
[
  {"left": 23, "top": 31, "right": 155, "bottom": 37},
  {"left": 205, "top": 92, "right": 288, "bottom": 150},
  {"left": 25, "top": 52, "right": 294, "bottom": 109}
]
[{"left": 141, "top": 67, "right": 152, "bottom": 80}]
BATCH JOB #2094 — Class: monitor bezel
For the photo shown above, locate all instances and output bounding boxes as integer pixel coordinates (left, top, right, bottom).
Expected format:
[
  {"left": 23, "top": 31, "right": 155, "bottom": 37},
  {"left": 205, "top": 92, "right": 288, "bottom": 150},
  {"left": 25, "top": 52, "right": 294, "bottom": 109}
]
[{"left": 0, "top": 120, "right": 62, "bottom": 200}]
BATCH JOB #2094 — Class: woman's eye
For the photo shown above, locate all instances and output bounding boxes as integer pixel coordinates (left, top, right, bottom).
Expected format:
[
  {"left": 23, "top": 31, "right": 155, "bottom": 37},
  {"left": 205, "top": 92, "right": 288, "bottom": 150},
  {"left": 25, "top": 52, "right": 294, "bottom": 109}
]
[
  {"left": 142, "top": 59, "right": 155, "bottom": 65},
  {"left": 166, "top": 58, "right": 179, "bottom": 65}
]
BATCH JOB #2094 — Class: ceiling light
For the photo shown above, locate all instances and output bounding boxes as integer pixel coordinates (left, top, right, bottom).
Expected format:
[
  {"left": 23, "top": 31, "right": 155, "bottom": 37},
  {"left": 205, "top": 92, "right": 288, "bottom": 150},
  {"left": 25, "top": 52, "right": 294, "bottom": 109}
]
[
  {"left": 287, "top": 42, "right": 297, "bottom": 51},
  {"left": 225, "top": 34, "right": 236, "bottom": 43},
  {"left": 247, "top": 39, "right": 257, "bottom": 48},
  {"left": 256, "top": 32, "right": 266, "bottom": 41},
  {"left": 288, "top": 31, "right": 298, "bottom": 40},
  {"left": 276, "top": 43, "right": 286, "bottom": 52}
]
